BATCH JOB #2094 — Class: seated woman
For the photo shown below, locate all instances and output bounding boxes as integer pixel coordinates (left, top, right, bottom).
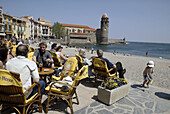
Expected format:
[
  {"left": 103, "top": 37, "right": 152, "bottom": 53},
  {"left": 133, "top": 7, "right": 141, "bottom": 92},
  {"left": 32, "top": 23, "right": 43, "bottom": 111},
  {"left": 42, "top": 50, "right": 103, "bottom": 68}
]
[
  {"left": 56, "top": 46, "right": 68, "bottom": 64},
  {"left": 79, "top": 49, "right": 92, "bottom": 66},
  {"left": 0, "top": 45, "right": 9, "bottom": 69},
  {"left": 79, "top": 49, "right": 93, "bottom": 76}
]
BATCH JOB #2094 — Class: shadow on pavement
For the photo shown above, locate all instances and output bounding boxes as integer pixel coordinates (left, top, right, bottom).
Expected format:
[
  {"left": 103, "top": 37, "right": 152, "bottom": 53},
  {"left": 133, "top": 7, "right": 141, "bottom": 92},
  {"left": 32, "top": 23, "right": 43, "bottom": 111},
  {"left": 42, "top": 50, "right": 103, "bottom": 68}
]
[
  {"left": 80, "top": 78, "right": 101, "bottom": 88},
  {"left": 155, "top": 92, "right": 170, "bottom": 100},
  {"left": 131, "top": 84, "right": 145, "bottom": 92},
  {"left": 42, "top": 97, "right": 77, "bottom": 114}
]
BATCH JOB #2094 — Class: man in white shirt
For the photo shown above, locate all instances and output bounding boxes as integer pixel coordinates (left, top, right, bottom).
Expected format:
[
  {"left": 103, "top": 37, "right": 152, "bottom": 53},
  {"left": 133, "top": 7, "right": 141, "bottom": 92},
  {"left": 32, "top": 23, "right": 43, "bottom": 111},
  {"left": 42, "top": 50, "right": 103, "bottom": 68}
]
[{"left": 6, "top": 44, "right": 45, "bottom": 98}]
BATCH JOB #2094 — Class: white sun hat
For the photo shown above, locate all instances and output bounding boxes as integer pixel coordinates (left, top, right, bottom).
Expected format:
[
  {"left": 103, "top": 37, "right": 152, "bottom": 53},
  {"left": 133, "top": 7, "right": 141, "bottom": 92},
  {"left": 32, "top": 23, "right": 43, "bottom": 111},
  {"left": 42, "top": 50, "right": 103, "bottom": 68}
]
[{"left": 147, "top": 61, "right": 154, "bottom": 67}]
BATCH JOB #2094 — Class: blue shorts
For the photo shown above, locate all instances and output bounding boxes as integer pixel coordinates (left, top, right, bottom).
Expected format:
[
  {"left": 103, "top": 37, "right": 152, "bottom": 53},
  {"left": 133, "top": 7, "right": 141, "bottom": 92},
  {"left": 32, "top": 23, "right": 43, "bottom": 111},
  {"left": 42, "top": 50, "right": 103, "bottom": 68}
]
[{"left": 143, "top": 74, "right": 152, "bottom": 81}]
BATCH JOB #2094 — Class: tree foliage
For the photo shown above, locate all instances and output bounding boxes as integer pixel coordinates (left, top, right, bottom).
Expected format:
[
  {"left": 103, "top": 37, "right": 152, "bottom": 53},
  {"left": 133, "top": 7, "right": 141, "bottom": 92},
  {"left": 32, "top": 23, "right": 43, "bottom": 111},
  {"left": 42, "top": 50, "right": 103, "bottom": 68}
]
[{"left": 52, "top": 22, "right": 66, "bottom": 39}]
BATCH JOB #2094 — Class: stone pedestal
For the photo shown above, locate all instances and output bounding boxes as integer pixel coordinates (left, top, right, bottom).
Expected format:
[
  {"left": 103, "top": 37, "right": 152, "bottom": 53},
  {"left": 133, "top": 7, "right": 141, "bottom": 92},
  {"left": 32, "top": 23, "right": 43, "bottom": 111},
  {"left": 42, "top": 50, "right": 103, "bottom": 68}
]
[{"left": 97, "top": 83, "right": 130, "bottom": 105}]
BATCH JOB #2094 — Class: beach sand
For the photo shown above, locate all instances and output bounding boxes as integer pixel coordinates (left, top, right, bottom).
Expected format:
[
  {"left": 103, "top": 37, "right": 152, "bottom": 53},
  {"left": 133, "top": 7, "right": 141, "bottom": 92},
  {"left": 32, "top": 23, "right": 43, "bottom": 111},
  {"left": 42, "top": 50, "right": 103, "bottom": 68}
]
[{"left": 32, "top": 41, "right": 170, "bottom": 90}]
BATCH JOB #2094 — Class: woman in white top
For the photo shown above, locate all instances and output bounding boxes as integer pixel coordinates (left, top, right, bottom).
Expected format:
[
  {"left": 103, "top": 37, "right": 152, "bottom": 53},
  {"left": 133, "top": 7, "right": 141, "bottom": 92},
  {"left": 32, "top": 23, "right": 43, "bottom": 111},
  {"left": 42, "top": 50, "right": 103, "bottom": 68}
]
[
  {"left": 79, "top": 48, "right": 93, "bottom": 76},
  {"left": 56, "top": 46, "right": 68, "bottom": 64}
]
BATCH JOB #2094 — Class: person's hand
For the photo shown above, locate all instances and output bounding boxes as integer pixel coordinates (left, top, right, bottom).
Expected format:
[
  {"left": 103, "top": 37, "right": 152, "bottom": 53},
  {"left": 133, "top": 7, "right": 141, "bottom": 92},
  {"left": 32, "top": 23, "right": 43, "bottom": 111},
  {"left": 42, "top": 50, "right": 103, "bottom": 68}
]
[
  {"left": 113, "top": 64, "right": 117, "bottom": 69},
  {"left": 46, "top": 58, "right": 53, "bottom": 63}
]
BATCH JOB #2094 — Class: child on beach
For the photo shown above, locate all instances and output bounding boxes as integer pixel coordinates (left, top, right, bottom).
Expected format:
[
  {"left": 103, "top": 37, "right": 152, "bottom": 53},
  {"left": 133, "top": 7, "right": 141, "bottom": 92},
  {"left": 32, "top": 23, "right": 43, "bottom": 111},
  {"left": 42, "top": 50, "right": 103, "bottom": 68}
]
[{"left": 142, "top": 61, "right": 154, "bottom": 88}]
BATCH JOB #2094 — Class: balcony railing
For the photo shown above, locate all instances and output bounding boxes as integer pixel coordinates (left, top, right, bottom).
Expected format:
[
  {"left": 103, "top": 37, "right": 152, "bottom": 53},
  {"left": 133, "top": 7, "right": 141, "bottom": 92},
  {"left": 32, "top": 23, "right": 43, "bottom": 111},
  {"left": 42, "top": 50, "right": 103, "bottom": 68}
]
[{"left": 0, "top": 30, "right": 4, "bottom": 33}]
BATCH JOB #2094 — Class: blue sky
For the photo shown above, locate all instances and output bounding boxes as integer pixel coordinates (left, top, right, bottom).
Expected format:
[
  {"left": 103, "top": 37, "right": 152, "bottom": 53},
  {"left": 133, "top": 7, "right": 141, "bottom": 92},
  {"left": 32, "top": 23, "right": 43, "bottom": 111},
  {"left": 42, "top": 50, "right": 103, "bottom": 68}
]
[{"left": 1, "top": 0, "right": 170, "bottom": 43}]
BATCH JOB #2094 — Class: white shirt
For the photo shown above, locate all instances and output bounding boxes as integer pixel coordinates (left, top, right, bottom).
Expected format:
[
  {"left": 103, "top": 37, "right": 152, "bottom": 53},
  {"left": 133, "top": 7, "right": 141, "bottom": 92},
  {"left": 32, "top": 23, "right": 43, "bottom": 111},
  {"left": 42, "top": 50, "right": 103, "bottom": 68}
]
[
  {"left": 17, "top": 41, "right": 23, "bottom": 46},
  {"left": 6, "top": 56, "right": 39, "bottom": 97},
  {"left": 56, "top": 52, "right": 61, "bottom": 61}
]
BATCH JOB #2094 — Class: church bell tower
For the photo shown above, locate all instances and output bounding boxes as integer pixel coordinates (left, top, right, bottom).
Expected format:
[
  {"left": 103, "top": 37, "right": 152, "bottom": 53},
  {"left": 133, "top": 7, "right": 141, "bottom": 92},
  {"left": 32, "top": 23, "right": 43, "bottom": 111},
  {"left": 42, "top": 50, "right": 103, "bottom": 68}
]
[{"left": 100, "top": 13, "right": 109, "bottom": 45}]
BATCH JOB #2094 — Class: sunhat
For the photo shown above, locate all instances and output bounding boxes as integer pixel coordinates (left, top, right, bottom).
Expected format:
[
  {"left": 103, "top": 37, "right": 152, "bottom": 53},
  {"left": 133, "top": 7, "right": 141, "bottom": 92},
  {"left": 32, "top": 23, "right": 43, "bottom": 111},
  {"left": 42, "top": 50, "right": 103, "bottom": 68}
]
[{"left": 147, "top": 61, "right": 154, "bottom": 67}]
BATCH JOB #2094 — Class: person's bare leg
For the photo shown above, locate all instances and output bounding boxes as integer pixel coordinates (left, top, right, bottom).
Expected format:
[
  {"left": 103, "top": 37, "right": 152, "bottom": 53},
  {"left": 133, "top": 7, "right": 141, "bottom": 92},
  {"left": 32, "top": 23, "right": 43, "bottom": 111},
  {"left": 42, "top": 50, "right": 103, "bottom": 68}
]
[
  {"left": 146, "top": 80, "right": 151, "bottom": 88},
  {"left": 142, "top": 80, "right": 147, "bottom": 87}
]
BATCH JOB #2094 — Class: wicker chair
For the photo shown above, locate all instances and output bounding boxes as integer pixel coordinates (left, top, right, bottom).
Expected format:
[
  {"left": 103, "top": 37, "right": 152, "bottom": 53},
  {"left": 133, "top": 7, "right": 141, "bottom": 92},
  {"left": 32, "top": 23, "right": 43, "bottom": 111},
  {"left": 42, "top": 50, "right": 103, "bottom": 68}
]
[
  {"left": 0, "top": 69, "right": 42, "bottom": 114},
  {"left": 45, "top": 65, "right": 88, "bottom": 114},
  {"left": 92, "top": 58, "right": 118, "bottom": 86}
]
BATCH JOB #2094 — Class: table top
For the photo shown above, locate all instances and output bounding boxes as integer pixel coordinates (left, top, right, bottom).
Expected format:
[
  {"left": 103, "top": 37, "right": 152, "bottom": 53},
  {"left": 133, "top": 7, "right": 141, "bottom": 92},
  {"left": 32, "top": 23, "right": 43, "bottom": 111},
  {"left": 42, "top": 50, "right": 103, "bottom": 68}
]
[{"left": 38, "top": 67, "right": 54, "bottom": 76}]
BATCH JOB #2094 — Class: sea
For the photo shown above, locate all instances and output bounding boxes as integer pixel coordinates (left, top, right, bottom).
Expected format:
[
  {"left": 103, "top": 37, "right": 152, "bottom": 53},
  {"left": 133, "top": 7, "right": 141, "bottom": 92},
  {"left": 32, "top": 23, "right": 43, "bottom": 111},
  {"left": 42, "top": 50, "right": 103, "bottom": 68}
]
[{"left": 76, "top": 41, "right": 170, "bottom": 59}]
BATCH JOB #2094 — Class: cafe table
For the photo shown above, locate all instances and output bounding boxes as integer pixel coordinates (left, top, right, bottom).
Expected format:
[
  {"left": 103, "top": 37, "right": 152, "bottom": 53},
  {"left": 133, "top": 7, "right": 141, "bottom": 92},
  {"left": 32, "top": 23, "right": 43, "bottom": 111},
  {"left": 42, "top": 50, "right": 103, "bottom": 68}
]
[{"left": 38, "top": 67, "right": 54, "bottom": 85}]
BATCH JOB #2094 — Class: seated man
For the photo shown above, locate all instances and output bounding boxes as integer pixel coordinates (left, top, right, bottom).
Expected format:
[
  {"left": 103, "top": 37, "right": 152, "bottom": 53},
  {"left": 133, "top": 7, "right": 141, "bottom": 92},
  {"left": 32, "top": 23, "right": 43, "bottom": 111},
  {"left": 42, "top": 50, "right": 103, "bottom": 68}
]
[
  {"left": 50, "top": 43, "right": 57, "bottom": 53},
  {"left": 33, "top": 42, "right": 53, "bottom": 67},
  {"left": 6, "top": 44, "right": 45, "bottom": 98},
  {"left": 96, "top": 49, "right": 126, "bottom": 78}
]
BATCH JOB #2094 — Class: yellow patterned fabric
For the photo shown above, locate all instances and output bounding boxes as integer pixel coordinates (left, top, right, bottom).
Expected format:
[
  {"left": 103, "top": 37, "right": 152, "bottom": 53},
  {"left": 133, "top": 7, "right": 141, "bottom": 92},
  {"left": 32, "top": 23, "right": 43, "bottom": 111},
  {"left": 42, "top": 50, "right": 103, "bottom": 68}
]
[
  {"left": 27, "top": 52, "right": 34, "bottom": 61},
  {"left": 0, "top": 69, "right": 23, "bottom": 87},
  {"left": 0, "top": 69, "right": 42, "bottom": 113},
  {"left": 93, "top": 58, "right": 117, "bottom": 77},
  {"left": 50, "top": 51, "right": 63, "bottom": 67},
  {"left": 12, "top": 45, "right": 18, "bottom": 56},
  {"left": 0, "top": 69, "right": 25, "bottom": 104},
  {"left": 60, "top": 57, "right": 78, "bottom": 77}
]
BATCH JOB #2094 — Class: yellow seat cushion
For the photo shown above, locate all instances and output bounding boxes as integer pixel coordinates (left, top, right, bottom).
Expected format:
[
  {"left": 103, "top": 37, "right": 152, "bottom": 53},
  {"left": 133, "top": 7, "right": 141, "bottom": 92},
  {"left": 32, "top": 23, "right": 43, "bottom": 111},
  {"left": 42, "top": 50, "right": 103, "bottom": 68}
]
[{"left": 45, "top": 86, "right": 71, "bottom": 95}]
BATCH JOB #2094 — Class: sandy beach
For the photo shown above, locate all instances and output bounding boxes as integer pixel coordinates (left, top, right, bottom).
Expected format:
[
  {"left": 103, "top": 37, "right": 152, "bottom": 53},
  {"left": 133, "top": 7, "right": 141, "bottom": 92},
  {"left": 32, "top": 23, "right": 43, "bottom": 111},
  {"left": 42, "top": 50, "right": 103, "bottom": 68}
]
[{"left": 32, "top": 41, "right": 170, "bottom": 90}]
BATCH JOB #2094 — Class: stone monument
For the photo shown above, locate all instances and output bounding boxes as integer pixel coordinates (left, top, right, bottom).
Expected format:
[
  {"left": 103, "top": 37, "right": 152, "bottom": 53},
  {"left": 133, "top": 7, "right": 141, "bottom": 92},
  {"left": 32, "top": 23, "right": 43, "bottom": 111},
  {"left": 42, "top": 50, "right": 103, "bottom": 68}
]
[{"left": 96, "top": 13, "right": 109, "bottom": 45}]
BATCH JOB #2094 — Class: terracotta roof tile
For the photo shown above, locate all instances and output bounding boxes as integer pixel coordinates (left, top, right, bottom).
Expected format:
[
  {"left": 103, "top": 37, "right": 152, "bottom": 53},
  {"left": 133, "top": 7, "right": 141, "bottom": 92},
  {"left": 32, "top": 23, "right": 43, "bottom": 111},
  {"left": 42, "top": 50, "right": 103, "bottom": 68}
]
[
  {"left": 85, "top": 28, "right": 96, "bottom": 31},
  {"left": 60, "top": 23, "right": 90, "bottom": 28},
  {"left": 70, "top": 32, "right": 87, "bottom": 35}
]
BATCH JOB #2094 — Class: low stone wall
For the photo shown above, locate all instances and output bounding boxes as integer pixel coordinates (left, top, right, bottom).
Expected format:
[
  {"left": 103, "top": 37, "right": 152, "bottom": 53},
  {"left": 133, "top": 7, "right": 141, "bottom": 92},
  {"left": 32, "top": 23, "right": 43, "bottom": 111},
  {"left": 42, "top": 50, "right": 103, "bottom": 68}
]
[
  {"left": 108, "top": 39, "right": 126, "bottom": 45},
  {"left": 50, "top": 38, "right": 126, "bottom": 45}
]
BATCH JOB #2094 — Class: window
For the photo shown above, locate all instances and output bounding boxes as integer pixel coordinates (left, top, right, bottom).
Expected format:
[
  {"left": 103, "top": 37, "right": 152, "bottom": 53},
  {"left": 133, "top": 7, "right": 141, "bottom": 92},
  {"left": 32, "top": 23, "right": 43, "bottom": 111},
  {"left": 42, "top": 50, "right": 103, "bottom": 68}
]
[
  {"left": 5, "top": 25, "right": 7, "bottom": 31},
  {"left": 4, "top": 18, "right": 6, "bottom": 24},
  {"left": 9, "top": 26, "right": 11, "bottom": 31},
  {"left": 8, "top": 19, "right": 10, "bottom": 24}
]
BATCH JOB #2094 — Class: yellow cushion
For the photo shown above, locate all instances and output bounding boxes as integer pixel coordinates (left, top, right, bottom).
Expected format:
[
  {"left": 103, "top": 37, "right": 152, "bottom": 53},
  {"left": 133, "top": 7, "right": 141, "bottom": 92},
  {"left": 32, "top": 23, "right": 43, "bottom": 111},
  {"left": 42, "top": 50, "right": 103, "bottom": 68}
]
[
  {"left": 52, "top": 75, "right": 61, "bottom": 80},
  {"left": 26, "top": 93, "right": 38, "bottom": 103},
  {"left": 45, "top": 85, "right": 71, "bottom": 95}
]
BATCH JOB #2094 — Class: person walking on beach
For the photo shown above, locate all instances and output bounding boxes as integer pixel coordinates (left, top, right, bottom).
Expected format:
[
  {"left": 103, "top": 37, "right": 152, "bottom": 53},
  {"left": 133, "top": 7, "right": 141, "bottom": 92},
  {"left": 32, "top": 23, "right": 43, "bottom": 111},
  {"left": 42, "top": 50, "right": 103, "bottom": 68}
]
[
  {"left": 142, "top": 61, "right": 154, "bottom": 88},
  {"left": 146, "top": 51, "right": 148, "bottom": 57}
]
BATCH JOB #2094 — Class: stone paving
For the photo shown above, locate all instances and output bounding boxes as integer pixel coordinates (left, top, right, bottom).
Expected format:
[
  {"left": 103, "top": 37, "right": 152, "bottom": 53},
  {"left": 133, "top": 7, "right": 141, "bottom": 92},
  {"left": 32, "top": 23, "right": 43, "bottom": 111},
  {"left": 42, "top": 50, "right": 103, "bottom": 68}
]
[{"left": 75, "top": 84, "right": 170, "bottom": 114}]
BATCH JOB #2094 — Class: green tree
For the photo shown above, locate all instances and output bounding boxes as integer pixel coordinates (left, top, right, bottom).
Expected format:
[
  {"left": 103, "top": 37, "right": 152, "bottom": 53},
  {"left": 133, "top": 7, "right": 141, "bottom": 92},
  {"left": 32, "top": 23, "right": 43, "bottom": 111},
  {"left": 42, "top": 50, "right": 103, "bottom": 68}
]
[{"left": 52, "top": 22, "right": 66, "bottom": 39}]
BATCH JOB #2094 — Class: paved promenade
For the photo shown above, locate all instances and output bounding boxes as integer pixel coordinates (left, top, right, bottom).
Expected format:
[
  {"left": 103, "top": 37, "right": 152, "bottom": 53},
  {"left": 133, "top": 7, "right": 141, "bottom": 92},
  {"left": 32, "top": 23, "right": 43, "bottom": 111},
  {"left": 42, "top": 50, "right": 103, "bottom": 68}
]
[
  {"left": 74, "top": 82, "right": 170, "bottom": 114},
  {"left": 36, "top": 79, "right": 170, "bottom": 114}
]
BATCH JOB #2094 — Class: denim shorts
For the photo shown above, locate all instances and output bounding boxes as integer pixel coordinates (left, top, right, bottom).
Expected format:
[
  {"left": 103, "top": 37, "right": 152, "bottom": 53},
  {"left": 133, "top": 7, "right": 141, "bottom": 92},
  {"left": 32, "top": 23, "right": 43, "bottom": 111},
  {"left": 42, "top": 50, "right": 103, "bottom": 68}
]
[{"left": 143, "top": 74, "right": 153, "bottom": 81}]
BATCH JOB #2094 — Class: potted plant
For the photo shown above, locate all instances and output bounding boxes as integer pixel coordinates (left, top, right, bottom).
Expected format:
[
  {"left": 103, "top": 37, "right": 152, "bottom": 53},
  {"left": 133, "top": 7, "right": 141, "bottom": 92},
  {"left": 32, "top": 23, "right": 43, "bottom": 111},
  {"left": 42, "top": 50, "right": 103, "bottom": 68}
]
[{"left": 97, "top": 77, "right": 130, "bottom": 105}]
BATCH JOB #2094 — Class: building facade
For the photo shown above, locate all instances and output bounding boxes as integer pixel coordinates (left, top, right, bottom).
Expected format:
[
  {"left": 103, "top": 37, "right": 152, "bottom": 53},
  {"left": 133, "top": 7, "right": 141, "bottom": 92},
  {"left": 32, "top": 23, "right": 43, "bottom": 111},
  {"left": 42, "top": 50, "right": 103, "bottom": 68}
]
[
  {"left": 60, "top": 23, "right": 96, "bottom": 45},
  {"left": 12, "top": 16, "right": 29, "bottom": 39},
  {"left": 38, "top": 17, "right": 52, "bottom": 38},
  {"left": 0, "top": 6, "right": 5, "bottom": 39},
  {"left": 21, "top": 16, "right": 35, "bottom": 39},
  {"left": 3, "top": 13, "right": 13, "bottom": 40}
]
